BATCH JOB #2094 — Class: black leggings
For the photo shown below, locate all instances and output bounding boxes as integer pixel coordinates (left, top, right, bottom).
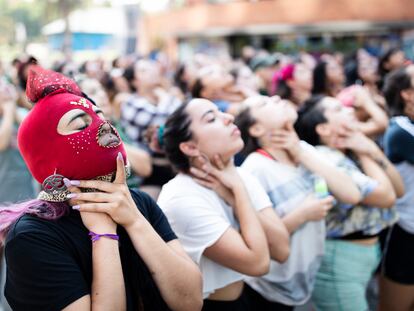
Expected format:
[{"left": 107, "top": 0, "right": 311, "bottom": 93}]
[
  {"left": 202, "top": 298, "right": 249, "bottom": 311},
  {"left": 241, "top": 284, "right": 294, "bottom": 311},
  {"left": 202, "top": 284, "right": 294, "bottom": 311}
]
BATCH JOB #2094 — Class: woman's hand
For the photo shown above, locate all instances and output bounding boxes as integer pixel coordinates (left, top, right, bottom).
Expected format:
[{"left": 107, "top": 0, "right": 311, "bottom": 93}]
[
  {"left": 300, "top": 195, "right": 335, "bottom": 222},
  {"left": 206, "top": 154, "right": 244, "bottom": 191},
  {"left": 65, "top": 180, "right": 116, "bottom": 233},
  {"left": 334, "top": 130, "right": 379, "bottom": 157},
  {"left": 268, "top": 123, "right": 301, "bottom": 161},
  {"left": 189, "top": 155, "right": 235, "bottom": 206},
  {"left": 67, "top": 153, "right": 142, "bottom": 230}
]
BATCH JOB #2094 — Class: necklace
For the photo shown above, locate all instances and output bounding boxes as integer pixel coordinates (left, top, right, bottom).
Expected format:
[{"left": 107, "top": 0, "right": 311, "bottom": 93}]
[{"left": 256, "top": 148, "right": 277, "bottom": 161}]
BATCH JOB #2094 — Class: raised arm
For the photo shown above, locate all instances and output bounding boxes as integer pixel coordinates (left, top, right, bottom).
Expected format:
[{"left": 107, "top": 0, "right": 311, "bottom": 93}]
[
  {"left": 190, "top": 158, "right": 287, "bottom": 265},
  {"left": 0, "top": 100, "right": 16, "bottom": 151},
  {"left": 123, "top": 143, "right": 152, "bottom": 177},
  {"left": 64, "top": 185, "right": 126, "bottom": 311},
  {"left": 295, "top": 146, "right": 361, "bottom": 204},
  {"left": 354, "top": 88, "right": 389, "bottom": 137},
  {"left": 68, "top": 154, "right": 203, "bottom": 311},
  {"left": 336, "top": 131, "right": 397, "bottom": 208},
  {"left": 271, "top": 124, "right": 361, "bottom": 204},
  {"left": 191, "top": 155, "right": 270, "bottom": 276}
]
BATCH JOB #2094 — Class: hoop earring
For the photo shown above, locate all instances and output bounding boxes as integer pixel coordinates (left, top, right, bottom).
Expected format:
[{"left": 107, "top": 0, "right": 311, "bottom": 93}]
[{"left": 38, "top": 170, "right": 70, "bottom": 202}]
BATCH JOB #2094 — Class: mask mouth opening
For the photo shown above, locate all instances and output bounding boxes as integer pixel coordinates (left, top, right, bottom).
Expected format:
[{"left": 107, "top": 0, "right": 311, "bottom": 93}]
[{"left": 96, "top": 122, "right": 121, "bottom": 148}]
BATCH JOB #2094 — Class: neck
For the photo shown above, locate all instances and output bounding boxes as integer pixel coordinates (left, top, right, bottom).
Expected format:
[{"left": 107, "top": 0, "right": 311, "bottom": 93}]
[
  {"left": 260, "top": 145, "right": 296, "bottom": 166},
  {"left": 329, "top": 83, "right": 343, "bottom": 97},
  {"left": 138, "top": 87, "right": 157, "bottom": 104},
  {"left": 213, "top": 153, "right": 233, "bottom": 167},
  {"left": 292, "top": 89, "right": 311, "bottom": 107},
  {"left": 320, "top": 135, "right": 346, "bottom": 154},
  {"left": 216, "top": 89, "right": 245, "bottom": 102},
  {"left": 364, "top": 82, "right": 378, "bottom": 93}
]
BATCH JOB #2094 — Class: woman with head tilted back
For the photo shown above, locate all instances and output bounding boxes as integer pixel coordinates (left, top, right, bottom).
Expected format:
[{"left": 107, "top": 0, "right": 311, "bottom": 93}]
[
  {"left": 294, "top": 94, "right": 403, "bottom": 311},
  {"left": 379, "top": 65, "right": 414, "bottom": 311},
  {"left": 234, "top": 95, "right": 361, "bottom": 311},
  {"left": 312, "top": 57, "right": 346, "bottom": 98},
  {"left": 272, "top": 61, "right": 313, "bottom": 110},
  {"left": 156, "top": 98, "right": 290, "bottom": 311},
  {"left": 0, "top": 66, "right": 202, "bottom": 311}
]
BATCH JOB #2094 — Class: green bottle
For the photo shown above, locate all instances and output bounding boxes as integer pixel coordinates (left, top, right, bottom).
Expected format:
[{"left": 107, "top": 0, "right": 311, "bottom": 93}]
[{"left": 314, "top": 177, "right": 329, "bottom": 198}]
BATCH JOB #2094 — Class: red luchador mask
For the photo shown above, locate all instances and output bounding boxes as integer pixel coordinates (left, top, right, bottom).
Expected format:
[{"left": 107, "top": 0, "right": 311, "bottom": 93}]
[{"left": 18, "top": 65, "right": 127, "bottom": 184}]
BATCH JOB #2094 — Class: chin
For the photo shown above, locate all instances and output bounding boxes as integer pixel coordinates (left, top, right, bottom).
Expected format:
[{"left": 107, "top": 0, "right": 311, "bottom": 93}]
[
  {"left": 232, "top": 138, "right": 245, "bottom": 154},
  {"left": 217, "top": 139, "right": 244, "bottom": 159}
]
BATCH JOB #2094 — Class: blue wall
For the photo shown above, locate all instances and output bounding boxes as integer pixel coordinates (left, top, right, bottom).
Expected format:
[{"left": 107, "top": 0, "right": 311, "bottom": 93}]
[{"left": 47, "top": 32, "right": 114, "bottom": 51}]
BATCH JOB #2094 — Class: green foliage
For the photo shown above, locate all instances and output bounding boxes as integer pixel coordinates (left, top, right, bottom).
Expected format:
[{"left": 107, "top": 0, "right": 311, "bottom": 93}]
[{"left": 0, "top": 0, "right": 89, "bottom": 46}]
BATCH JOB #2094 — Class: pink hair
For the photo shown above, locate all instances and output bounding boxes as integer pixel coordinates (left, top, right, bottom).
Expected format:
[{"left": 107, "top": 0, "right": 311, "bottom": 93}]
[
  {"left": 271, "top": 63, "right": 295, "bottom": 95},
  {"left": 0, "top": 199, "right": 69, "bottom": 243}
]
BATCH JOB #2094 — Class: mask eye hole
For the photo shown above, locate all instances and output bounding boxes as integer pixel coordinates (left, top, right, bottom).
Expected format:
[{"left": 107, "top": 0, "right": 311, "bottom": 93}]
[{"left": 57, "top": 109, "right": 93, "bottom": 135}]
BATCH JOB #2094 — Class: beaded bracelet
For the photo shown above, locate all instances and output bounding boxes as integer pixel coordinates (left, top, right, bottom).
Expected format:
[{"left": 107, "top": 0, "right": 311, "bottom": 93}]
[{"left": 89, "top": 231, "right": 119, "bottom": 243}]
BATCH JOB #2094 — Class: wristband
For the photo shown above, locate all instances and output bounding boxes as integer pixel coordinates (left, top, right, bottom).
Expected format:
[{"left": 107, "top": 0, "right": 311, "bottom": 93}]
[{"left": 89, "top": 231, "right": 119, "bottom": 243}]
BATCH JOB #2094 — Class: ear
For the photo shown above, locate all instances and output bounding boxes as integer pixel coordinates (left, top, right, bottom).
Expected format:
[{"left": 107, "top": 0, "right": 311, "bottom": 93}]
[
  {"left": 401, "top": 89, "right": 412, "bottom": 103},
  {"left": 132, "top": 76, "right": 140, "bottom": 90},
  {"left": 316, "top": 123, "right": 331, "bottom": 137},
  {"left": 286, "top": 79, "right": 295, "bottom": 89},
  {"left": 200, "top": 87, "right": 211, "bottom": 99},
  {"left": 383, "top": 61, "right": 391, "bottom": 71},
  {"left": 248, "top": 123, "right": 266, "bottom": 138},
  {"left": 179, "top": 141, "right": 200, "bottom": 158}
]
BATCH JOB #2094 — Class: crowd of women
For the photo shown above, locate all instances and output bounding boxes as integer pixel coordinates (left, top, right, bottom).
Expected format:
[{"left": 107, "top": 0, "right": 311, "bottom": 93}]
[{"left": 0, "top": 45, "right": 412, "bottom": 311}]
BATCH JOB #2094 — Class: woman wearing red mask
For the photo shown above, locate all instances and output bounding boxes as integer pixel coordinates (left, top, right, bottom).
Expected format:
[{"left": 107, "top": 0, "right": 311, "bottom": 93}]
[{"left": 0, "top": 66, "right": 202, "bottom": 311}]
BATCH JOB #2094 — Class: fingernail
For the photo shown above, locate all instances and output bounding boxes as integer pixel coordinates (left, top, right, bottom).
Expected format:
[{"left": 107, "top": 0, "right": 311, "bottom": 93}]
[
  {"left": 72, "top": 205, "right": 80, "bottom": 210},
  {"left": 70, "top": 180, "right": 80, "bottom": 186},
  {"left": 63, "top": 178, "right": 71, "bottom": 188},
  {"left": 66, "top": 193, "right": 77, "bottom": 199},
  {"left": 117, "top": 152, "right": 122, "bottom": 160}
]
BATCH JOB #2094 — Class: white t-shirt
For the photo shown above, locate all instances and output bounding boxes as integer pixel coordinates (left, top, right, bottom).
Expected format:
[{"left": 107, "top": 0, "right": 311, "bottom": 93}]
[
  {"left": 241, "top": 142, "right": 325, "bottom": 306},
  {"left": 157, "top": 167, "right": 272, "bottom": 298}
]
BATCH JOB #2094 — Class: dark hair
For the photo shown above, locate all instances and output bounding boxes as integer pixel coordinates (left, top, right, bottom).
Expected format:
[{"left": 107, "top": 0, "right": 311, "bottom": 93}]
[
  {"left": 112, "top": 57, "right": 120, "bottom": 68},
  {"left": 174, "top": 64, "right": 188, "bottom": 95},
  {"left": 379, "top": 47, "right": 401, "bottom": 78},
  {"left": 123, "top": 65, "right": 136, "bottom": 92},
  {"left": 162, "top": 101, "right": 193, "bottom": 173},
  {"left": 275, "top": 79, "right": 292, "bottom": 100},
  {"left": 17, "top": 56, "right": 37, "bottom": 90},
  {"left": 294, "top": 94, "right": 328, "bottom": 146},
  {"left": 234, "top": 107, "right": 260, "bottom": 157},
  {"left": 344, "top": 52, "right": 363, "bottom": 86},
  {"left": 382, "top": 66, "right": 412, "bottom": 117},
  {"left": 191, "top": 78, "right": 204, "bottom": 98},
  {"left": 312, "top": 61, "right": 328, "bottom": 95}
]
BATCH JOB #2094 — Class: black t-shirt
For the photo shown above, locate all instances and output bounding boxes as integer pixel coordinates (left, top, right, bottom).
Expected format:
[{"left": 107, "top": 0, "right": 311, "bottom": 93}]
[{"left": 4, "top": 190, "right": 177, "bottom": 311}]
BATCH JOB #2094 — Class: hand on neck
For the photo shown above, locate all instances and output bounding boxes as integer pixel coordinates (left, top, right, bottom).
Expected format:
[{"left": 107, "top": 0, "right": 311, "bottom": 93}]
[
  {"left": 259, "top": 142, "right": 295, "bottom": 166},
  {"left": 320, "top": 135, "right": 346, "bottom": 153}
]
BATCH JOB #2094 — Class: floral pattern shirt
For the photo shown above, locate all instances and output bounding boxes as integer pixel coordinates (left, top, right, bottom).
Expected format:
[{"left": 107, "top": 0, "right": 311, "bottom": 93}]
[{"left": 316, "top": 146, "right": 398, "bottom": 238}]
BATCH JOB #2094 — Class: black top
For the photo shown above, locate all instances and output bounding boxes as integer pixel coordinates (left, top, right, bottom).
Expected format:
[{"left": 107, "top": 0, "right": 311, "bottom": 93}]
[{"left": 5, "top": 190, "right": 177, "bottom": 311}]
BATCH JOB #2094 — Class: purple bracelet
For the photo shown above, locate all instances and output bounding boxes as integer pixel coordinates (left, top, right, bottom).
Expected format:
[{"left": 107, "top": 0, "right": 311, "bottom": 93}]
[{"left": 89, "top": 231, "right": 119, "bottom": 243}]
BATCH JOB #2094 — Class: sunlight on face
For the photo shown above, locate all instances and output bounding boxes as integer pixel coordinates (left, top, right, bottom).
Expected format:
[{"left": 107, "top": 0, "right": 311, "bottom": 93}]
[
  {"left": 245, "top": 95, "right": 298, "bottom": 130},
  {"left": 185, "top": 98, "right": 244, "bottom": 159}
]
